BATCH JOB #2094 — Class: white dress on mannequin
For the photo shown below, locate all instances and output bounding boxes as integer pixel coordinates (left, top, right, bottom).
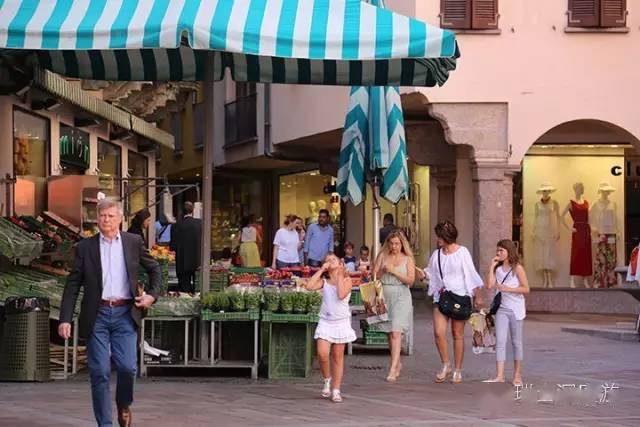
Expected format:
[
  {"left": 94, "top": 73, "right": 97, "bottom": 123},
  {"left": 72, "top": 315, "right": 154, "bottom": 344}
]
[{"left": 532, "top": 198, "right": 560, "bottom": 272}]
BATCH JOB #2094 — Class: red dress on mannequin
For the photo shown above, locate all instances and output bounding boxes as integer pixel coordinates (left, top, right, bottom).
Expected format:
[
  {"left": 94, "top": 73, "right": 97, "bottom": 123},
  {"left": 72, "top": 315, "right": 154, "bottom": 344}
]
[{"left": 569, "top": 200, "right": 593, "bottom": 276}]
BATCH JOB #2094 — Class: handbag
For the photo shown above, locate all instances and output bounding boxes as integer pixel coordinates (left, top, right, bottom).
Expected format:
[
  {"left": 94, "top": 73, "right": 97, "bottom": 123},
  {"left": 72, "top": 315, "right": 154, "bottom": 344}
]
[
  {"left": 436, "top": 249, "right": 473, "bottom": 321},
  {"left": 489, "top": 267, "right": 512, "bottom": 316}
]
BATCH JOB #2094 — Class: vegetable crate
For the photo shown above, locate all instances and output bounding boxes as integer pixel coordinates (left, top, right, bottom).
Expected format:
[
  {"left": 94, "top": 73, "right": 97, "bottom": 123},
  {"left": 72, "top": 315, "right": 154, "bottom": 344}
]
[
  {"left": 363, "top": 330, "right": 389, "bottom": 346},
  {"left": 349, "top": 288, "right": 362, "bottom": 306},
  {"left": 196, "top": 270, "right": 229, "bottom": 292},
  {"left": 201, "top": 309, "right": 260, "bottom": 321},
  {"left": 260, "top": 312, "right": 317, "bottom": 379}
]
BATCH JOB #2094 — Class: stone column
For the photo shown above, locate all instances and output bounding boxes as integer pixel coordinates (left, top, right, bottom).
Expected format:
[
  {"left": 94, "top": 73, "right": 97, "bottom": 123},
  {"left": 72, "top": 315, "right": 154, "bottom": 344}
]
[
  {"left": 432, "top": 169, "right": 456, "bottom": 223},
  {"left": 471, "top": 163, "right": 514, "bottom": 277}
]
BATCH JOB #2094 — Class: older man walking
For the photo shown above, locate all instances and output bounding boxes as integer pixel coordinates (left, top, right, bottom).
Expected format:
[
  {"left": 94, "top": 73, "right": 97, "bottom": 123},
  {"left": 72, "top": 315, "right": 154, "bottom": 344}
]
[{"left": 59, "top": 199, "right": 161, "bottom": 427}]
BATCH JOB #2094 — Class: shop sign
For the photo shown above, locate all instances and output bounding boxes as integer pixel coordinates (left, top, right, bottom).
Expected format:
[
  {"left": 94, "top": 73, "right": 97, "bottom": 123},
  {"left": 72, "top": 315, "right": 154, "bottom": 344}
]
[{"left": 59, "top": 127, "right": 89, "bottom": 170}]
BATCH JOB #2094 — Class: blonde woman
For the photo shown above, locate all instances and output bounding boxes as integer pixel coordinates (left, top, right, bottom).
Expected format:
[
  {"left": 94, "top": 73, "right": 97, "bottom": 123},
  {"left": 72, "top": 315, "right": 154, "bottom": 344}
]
[
  {"left": 237, "top": 216, "right": 261, "bottom": 268},
  {"left": 373, "top": 230, "right": 415, "bottom": 382}
]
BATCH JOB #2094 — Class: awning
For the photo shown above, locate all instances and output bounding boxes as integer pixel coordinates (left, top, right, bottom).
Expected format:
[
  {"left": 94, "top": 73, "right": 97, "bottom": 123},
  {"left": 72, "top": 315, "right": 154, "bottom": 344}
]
[
  {"left": 0, "top": 0, "right": 459, "bottom": 86},
  {"left": 33, "top": 67, "right": 174, "bottom": 149}
]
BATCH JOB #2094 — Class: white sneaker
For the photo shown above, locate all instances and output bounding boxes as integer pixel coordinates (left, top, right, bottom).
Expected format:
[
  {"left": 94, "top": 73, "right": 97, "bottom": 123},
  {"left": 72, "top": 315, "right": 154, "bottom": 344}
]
[
  {"left": 331, "top": 389, "right": 343, "bottom": 403},
  {"left": 321, "top": 378, "right": 331, "bottom": 398}
]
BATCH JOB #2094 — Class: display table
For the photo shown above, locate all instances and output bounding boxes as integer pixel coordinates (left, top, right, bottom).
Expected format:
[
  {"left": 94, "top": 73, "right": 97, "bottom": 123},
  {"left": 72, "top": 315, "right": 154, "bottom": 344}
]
[
  {"left": 202, "top": 310, "right": 259, "bottom": 379},
  {"left": 139, "top": 315, "right": 199, "bottom": 377}
]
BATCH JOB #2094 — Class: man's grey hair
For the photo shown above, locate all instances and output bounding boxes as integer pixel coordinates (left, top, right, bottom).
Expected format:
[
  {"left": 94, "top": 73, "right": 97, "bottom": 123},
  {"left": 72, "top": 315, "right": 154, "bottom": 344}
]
[{"left": 97, "top": 198, "right": 123, "bottom": 215}]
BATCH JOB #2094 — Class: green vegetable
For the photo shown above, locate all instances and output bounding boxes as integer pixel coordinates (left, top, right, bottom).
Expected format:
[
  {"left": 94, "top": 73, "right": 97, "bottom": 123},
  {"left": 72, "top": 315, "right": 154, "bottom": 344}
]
[
  {"left": 202, "top": 292, "right": 229, "bottom": 311},
  {"left": 263, "top": 287, "right": 280, "bottom": 312},
  {"left": 293, "top": 291, "right": 307, "bottom": 313},
  {"left": 279, "top": 291, "right": 295, "bottom": 313},
  {"left": 306, "top": 291, "right": 322, "bottom": 314},
  {"left": 227, "top": 290, "right": 245, "bottom": 311},
  {"left": 244, "top": 289, "right": 262, "bottom": 310}
]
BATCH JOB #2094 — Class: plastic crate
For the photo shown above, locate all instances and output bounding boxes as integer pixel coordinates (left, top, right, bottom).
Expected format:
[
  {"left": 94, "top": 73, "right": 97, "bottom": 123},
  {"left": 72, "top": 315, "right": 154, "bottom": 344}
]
[
  {"left": 201, "top": 309, "right": 260, "bottom": 321},
  {"left": 363, "top": 330, "right": 389, "bottom": 346},
  {"left": 196, "top": 270, "right": 229, "bottom": 292},
  {"left": 261, "top": 321, "right": 315, "bottom": 379},
  {"left": 349, "top": 288, "right": 362, "bottom": 306},
  {"left": 0, "top": 310, "right": 50, "bottom": 381},
  {"left": 261, "top": 311, "right": 319, "bottom": 323},
  {"left": 231, "top": 267, "right": 265, "bottom": 275}
]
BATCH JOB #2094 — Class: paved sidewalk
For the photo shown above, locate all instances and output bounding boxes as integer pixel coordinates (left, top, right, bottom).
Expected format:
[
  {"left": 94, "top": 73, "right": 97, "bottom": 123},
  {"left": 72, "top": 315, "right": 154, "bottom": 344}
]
[{"left": 1, "top": 299, "right": 639, "bottom": 426}]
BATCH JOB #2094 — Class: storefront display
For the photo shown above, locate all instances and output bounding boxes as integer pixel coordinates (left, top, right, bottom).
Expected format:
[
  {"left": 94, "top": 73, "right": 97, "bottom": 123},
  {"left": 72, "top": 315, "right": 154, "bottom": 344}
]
[
  {"left": 97, "top": 139, "right": 122, "bottom": 198},
  {"left": 522, "top": 146, "right": 626, "bottom": 288},
  {"left": 13, "top": 108, "right": 49, "bottom": 216},
  {"left": 59, "top": 124, "right": 89, "bottom": 175},
  {"left": 127, "top": 151, "right": 149, "bottom": 215},
  {"left": 279, "top": 170, "right": 343, "bottom": 253}
]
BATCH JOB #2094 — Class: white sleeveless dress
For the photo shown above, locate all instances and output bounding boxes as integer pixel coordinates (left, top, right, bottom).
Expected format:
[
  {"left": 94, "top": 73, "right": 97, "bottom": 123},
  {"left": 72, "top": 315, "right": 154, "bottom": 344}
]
[{"left": 314, "top": 279, "right": 356, "bottom": 344}]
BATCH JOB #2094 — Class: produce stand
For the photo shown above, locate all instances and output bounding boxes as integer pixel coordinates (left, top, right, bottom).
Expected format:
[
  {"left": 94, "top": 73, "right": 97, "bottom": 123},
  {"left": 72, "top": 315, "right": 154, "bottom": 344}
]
[{"left": 202, "top": 309, "right": 259, "bottom": 379}]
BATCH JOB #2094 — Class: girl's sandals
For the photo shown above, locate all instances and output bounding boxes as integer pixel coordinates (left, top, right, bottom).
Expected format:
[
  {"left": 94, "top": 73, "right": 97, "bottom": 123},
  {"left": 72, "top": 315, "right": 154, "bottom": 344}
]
[
  {"left": 512, "top": 376, "right": 523, "bottom": 387},
  {"left": 452, "top": 370, "right": 463, "bottom": 384},
  {"left": 482, "top": 377, "right": 505, "bottom": 383},
  {"left": 321, "top": 378, "right": 332, "bottom": 398},
  {"left": 331, "top": 389, "right": 343, "bottom": 403},
  {"left": 435, "top": 363, "right": 452, "bottom": 383}
]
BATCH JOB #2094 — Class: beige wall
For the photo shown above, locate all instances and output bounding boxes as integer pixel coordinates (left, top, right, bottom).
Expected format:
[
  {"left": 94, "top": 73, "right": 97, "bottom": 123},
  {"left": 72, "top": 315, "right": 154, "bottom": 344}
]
[{"left": 266, "top": 0, "right": 640, "bottom": 161}]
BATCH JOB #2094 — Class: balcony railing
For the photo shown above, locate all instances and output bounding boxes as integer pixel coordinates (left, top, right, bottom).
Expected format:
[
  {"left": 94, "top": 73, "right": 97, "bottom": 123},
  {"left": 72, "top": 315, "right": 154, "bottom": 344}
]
[{"left": 224, "top": 93, "right": 257, "bottom": 147}]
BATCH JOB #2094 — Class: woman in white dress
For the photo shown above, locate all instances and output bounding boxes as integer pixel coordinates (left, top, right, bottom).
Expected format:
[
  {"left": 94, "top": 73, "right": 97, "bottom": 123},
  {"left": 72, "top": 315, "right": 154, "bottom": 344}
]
[
  {"left": 425, "top": 221, "right": 483, "bottom": 383},
  {"left": 305, "top": 254, "right": 356, "bottom": 403}
]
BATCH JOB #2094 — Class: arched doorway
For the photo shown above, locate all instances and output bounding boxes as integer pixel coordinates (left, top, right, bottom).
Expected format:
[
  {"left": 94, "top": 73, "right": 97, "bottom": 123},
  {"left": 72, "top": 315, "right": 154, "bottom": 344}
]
[{"left": 517, "top": 119, "right": 640, "bottom": 289}]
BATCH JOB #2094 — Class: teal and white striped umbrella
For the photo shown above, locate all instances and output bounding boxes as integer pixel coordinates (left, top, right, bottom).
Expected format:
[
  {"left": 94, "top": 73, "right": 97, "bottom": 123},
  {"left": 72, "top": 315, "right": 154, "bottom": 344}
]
[
  {"left": 0, "top": 0, "right": 459, "bottom": 86},
  {"left": 337, "top": 0, "right": 411, "bottom": 205}
]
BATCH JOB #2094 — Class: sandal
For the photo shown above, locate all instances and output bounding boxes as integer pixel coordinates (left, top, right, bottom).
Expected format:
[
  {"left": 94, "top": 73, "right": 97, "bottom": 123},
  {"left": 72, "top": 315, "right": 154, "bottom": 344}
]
[
  {"left": 331, "top": 389, "right": 343, "bottom": 403},
  {"left": 435, "top": 363, "right": 452, "bottom": 383},
  {"left": 321, "top": 378, "right": 332, "bottom": 398},
  {"left": 512, "top": 377, "right": 523, "bottom": 387},
  {"left": 452, "top": 370, "right": 462, "bottom": 384}
]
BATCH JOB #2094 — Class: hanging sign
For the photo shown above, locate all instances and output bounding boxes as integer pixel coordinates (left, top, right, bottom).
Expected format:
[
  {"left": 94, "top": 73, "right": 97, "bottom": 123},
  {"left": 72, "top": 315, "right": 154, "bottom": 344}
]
[{"left": 59, "top": 126, "right": 89, "bottom": 170}]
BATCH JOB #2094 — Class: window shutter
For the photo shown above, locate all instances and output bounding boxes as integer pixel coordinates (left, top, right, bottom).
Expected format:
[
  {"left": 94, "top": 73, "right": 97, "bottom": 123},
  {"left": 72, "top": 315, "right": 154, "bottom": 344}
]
[
  {"left": 441, "top": 0, "right": 472, "bottom": 29},
  {"left": 600, "top": 0, "right": 627, "bottom": 27},
  {"left": 568, "top": 0, "right": 600, "bottom": 27},
  {"left": 471, "top": 0, "right": 499, "bottom": 29}
]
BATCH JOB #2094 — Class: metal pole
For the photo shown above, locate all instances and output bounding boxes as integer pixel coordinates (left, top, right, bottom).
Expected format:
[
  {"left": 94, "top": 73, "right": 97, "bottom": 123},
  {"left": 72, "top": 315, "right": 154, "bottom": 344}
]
[
  {"left": 372, "top": 176, "right": 381, "bottom": 261},
  {"left": 199, "top": 52, "right": 215, "bottom": 360}
]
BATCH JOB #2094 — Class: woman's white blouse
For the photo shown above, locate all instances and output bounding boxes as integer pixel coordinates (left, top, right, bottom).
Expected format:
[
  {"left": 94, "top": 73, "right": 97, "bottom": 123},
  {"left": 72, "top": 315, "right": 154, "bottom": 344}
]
[{"left": 426, "top": 246, "right": 483, "bottom": 303}]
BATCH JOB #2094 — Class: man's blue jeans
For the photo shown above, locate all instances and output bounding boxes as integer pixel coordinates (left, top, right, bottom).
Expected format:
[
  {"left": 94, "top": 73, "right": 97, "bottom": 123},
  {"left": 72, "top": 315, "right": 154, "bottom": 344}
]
[{"left": 87, "top": 305, "right": 137, "bottom": 427}]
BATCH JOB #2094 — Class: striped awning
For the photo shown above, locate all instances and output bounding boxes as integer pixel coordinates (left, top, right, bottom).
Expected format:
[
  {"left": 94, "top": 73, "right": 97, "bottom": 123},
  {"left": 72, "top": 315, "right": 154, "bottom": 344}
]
[{"left": 0, "top": 0, "right": 459, "bottom": 86}]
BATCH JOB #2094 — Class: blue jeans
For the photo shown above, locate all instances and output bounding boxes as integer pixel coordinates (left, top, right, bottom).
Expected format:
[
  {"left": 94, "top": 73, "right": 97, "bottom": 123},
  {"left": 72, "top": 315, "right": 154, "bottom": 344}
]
[
  {"left": 275, "top": 260, "right": 300, "bottom": 269},
  {"left": 87, "top": 305, "right": 137, "bottom": 427}
]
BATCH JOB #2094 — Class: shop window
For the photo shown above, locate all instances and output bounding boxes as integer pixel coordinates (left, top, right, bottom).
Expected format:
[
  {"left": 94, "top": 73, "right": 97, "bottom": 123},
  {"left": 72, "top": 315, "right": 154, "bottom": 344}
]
[
  {"left": 97, "top": 139, "right": 122, "bottom": 197},
  {"left": 171, "top": 111, "right": 183, "bottom": 153},
  {"left": 440, "top": 0, "right": 499, "bottom": 30},
  {"left": 13, "top": 108, "right": 50, "bottom": 215},
  {"left": 568, "top": 0, "right": 627, "bottom": 28},
  {"left": 127, "top": 151, "right": 148, "bottom": 215},
  {"left": 59, "top": 124, "right": 90, "bottom": 175}
]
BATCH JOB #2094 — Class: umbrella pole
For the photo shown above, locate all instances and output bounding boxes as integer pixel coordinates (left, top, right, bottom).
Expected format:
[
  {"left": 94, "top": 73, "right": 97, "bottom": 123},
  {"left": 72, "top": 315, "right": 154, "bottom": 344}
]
[{"left": 372, "top": 177, "right": 381, "bottom": 261}]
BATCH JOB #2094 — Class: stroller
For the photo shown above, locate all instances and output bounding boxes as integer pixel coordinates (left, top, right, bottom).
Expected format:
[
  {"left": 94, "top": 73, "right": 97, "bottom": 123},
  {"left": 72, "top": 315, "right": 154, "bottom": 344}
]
[{"left": 470, "top": 309, "right": 496, "bottom": 355}]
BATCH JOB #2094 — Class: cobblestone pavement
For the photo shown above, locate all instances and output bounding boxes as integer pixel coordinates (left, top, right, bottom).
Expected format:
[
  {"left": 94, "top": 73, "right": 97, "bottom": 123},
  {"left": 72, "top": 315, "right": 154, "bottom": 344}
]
[{"left": 1, "top": 298, "right": 639, "bottom": 426}]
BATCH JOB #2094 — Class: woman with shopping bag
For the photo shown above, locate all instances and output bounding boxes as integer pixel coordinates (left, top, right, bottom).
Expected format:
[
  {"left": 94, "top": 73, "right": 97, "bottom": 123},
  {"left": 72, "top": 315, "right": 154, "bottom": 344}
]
[
  {"left": 425, "top": 221, "right": 484, "bottom": 384},
  {"left": 373, "top": 230, "right": 415, "bottom": 382}
]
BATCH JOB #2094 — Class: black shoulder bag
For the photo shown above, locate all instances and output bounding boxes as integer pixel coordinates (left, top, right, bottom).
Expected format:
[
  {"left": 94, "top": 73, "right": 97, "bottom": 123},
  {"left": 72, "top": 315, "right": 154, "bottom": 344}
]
[
  {"left": 489, "top": 268, "right": 512, "bottom": 316},
  {"left": 437, "top": 249, "right": 473, "bottom": 321}
]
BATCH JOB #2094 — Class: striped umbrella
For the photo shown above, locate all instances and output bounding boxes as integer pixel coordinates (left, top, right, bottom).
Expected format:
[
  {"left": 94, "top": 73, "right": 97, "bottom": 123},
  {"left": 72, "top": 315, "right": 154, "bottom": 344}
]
[
  {"left": 0, "top": 0, "right": 458, "bottom": 86},
  {"left": 337, "top": 1, "right": 410, "bottom": 206}
]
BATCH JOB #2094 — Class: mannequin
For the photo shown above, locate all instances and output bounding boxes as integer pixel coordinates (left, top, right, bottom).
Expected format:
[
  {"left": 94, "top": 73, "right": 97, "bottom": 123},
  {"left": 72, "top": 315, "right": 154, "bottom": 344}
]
[
  {"left": 316, "top": 199, "right": 327, "bottom": 211},
  {"left": 590, "top": 183, "right": 618, "bottom": 288},
  {"left": 561, "top": 182, "right": 592, "bottom": 288},
  {"left": 306, "top": 201, "right": 318, "bottom": 226},
  {"left": 532, "top": 183, "right": 560, "bottom": 288},
  {"left": 330, "top": 200, "right": 340, "bottom": 223}
]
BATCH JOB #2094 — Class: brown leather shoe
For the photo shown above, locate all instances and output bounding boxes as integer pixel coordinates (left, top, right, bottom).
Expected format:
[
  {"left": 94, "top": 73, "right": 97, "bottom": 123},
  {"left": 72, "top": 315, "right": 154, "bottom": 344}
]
[{"left": 117, "top": 406, "right": 132, "bottom": 427}]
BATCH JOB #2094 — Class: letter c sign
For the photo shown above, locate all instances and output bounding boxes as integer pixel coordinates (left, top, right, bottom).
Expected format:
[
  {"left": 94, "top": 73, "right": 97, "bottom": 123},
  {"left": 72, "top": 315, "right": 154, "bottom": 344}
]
[{"left": 611, "top": 166, "right": 622, "bottom": 176}]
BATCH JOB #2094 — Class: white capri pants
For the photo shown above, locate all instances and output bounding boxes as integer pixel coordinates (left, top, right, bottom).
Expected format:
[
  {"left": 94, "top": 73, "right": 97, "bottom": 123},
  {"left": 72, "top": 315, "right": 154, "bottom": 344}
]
[{"left": 495, "top": 307, "right": 524, "bottom": 362}]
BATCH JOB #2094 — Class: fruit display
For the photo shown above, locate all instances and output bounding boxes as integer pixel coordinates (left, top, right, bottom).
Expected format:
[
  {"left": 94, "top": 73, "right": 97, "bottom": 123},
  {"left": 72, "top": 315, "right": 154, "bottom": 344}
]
[
  {"left": 229, "top": 272, "right": 261, "bottom": 286},
  {"left": 0, "top": 217, "right": 44, "bottom": 259},
  {"left": 149, "top": 245, "right": 175, "bottom": 263},
  {"left": 265, "top": 269, "right": 293, "bottom": 280},
  {"left": 8, "top": 215, "right": 79, "bottom": 254}
]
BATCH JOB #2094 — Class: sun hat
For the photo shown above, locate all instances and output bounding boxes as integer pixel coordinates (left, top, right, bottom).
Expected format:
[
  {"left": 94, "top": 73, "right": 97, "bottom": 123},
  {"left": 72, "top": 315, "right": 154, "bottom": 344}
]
[
  {"left": 597, "top": 182, "right": 616, "bottom": 193},
  {"left": 536, "top": 183, "right": 557, "bottom": 194}
]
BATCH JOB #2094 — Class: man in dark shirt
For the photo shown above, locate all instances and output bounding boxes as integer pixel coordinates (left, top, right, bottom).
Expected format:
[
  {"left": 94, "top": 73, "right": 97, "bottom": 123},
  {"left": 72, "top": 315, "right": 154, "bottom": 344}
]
[
  {"left": 170, "top": 201, "right": 203, "bottom": 293},
  {"left": 379, "top": 213, "right": 397, "bottom": 245}
]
